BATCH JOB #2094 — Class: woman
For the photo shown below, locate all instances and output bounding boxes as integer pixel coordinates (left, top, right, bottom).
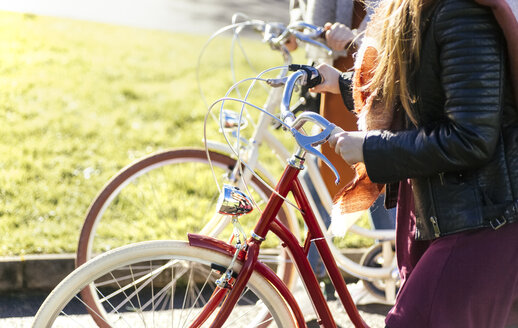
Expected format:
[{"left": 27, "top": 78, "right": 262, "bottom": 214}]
[{"left": 312, "top": 0, "right": 518, "bottom": 326}]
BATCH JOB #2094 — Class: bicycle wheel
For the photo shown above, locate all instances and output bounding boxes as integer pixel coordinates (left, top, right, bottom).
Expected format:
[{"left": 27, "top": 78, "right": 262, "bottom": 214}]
[
  {"left": 359, "top": 243, "right": 400, "bottom": 301},
  {"left": 35, "top": 240, "right": 296, "bottom": 327},
  {"left": 77, "top": 148, "right": 294, "bottom": 265}
]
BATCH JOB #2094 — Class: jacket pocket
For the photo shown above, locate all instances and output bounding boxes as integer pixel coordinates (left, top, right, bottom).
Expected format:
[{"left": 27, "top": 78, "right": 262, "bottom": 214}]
[{"left": 432, "top": 173, "right": 485, "bottom": 235}]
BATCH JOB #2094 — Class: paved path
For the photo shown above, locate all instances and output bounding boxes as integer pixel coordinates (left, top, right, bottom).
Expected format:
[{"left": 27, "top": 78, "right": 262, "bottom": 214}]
[
  {"left": 0, "top": 289, "right": 390, "bottom": 327},
  {"left": 0, "top": 0, "right": 291, "bottom": 34}
]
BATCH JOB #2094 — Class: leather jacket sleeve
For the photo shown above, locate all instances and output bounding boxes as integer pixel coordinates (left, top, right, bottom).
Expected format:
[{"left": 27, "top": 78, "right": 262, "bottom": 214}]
[{"left": 363, "top": 0, "right": 506, "bottom": 184}]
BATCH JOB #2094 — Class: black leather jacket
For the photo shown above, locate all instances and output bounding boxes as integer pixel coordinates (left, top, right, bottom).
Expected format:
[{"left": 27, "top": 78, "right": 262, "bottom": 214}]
[{"left": 353, "top": 0, "right": 518, "bottom": 240}]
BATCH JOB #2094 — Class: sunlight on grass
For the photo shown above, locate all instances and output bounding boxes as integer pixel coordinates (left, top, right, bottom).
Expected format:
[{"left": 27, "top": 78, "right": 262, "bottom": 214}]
[{"left": 0, "top": 11, "right": 298, "bottom": 255}]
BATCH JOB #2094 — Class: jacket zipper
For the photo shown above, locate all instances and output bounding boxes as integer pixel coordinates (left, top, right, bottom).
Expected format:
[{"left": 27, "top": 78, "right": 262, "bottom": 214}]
[
  {"left": 427, "top": 177, "right": 441, "bottom": 238},
  {"left": 430, "top": 216, "right": 441, "bottom": 238},
  {"left": 439, "top": 172, "right": 445, "bottom": 185}
]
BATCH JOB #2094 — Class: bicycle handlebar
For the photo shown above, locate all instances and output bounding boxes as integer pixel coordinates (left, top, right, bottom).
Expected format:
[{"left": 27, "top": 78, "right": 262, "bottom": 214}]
[
  {"left": 272, "top": 21, "right": 332, "bottom": 55},
  {"left": 252, "top": 20, "right": 333, "bottom": 55},
  {"left": 277, "top": 64, "right": 321, "bottom": 123},
  {"left": 279, "top": 67, "right": 341, "bottom": 185}
]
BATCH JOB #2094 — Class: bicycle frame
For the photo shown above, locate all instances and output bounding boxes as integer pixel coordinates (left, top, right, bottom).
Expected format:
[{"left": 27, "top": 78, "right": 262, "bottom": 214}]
[{"left": 188, "top": 152, "right": 369, "bottom": 327}]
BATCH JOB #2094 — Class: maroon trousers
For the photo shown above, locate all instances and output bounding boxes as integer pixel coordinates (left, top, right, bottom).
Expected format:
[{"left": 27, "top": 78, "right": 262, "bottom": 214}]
[{"left": 386, "top": 180, "right": 518, "bottom": 328}]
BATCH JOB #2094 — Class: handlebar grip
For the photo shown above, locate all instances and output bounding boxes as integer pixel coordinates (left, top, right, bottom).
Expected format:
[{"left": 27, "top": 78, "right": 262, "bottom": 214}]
[{"left": 288, "top": 64, "right": 322, "bottom": 88}]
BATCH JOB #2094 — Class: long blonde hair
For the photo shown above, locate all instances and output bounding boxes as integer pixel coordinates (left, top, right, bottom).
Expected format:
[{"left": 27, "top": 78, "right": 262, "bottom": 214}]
[{"left": 366, "top": 0, "right": 426, "bottom": 123}]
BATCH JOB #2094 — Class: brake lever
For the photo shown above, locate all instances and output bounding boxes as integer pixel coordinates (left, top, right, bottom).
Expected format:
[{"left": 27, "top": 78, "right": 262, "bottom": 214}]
[
  {"left": 266, "top": 76, "right": 288, "bottom": 88},
  {"left": 292, "top": 123, "right": 341, "bottom": 185}
]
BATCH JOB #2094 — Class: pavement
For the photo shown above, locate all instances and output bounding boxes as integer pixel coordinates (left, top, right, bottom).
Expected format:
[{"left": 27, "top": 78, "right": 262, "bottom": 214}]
[
  {"left": 0, "top": 1, "right": 390, "bottom": 326},
  {"left": 0, "top": 0, "right": 291, "bottom": 34}
]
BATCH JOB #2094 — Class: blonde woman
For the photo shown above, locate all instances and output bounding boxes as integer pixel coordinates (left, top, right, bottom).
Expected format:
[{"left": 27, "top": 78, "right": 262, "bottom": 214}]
[{"left": 313, "top": 0, "right": 518, "bottom": 326}]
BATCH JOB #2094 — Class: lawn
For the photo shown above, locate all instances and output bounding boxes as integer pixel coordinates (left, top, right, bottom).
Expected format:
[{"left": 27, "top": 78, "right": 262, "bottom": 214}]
[{"left": 0, "top": 11, "right": 371, "bottom": 256}]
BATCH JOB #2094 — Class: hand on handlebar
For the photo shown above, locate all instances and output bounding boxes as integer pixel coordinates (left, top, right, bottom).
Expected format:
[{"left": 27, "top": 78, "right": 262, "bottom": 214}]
[
  {"left": 286, "top": 66, "right": 364, "bottom": 166},
  {"left": 328, "top": 126, "right": 366, "bottom": 165},
  {"left": 284, "top": 34, "right": 299, "bottom": 52},
  {"left": 309, "top": 63, "right": 342, "bottom": 94},
  {"left": 324, "top": 22, "right": 356, "bottom": 51}
]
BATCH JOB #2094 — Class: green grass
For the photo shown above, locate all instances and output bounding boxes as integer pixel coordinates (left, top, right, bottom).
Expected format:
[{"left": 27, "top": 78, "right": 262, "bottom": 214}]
[{"left": 0, "top": 11, "right": 372, "bottom": 256}]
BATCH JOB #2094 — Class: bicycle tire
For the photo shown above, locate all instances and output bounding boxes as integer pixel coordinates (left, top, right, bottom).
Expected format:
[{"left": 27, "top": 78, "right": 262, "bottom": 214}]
[
  {"left": 35, "top": 240, "right": 296, "bottom": 327},
  {"left": 77, "top": 148, "right": 294, "bottom": 263}
]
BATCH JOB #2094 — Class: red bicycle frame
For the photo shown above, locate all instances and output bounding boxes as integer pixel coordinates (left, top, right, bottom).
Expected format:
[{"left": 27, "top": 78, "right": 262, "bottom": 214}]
[{"left": 189, "top": 157, "right": 369, "bottom": 327}]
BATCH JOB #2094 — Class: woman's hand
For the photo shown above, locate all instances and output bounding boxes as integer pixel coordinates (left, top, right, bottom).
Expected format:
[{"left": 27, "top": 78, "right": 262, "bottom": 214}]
[
  {"left": 328, "top": 127, "right": 367, "bottom": 165},
  {"left": 284, "top": 33, "right": 298, "bottom": 52},
  {"left": 310, "top": 63, "right": 342, "bottom": 94},
  {"left": 324, "top": 22, "right": 355, "bottom": 51}
]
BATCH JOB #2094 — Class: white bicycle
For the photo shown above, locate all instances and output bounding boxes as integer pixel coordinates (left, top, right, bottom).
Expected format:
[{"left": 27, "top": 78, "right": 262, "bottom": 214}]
[{"left": 75, "top": 17, "right": 398, "bottom": 304}]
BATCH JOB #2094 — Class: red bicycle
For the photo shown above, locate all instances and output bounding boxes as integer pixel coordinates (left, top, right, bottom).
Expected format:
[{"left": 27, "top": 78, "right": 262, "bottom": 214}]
[{"left": 33, "top": 65, "right": 369, "bottom": 327}]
